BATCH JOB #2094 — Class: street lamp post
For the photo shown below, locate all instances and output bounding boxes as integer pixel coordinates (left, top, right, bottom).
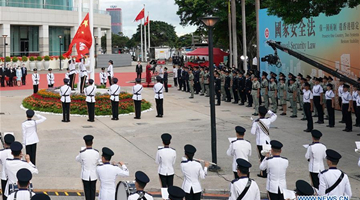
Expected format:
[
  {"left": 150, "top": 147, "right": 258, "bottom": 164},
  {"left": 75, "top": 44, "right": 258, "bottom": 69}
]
[
  {"left": 2, "top": 35, "right": 7, "bottom": 69},
  {"left": 200, "top": 16, "right": 221, "bottom": 172},
  {"left": 58, "top": 35, "right": 63, "bottom": 70},
  {"left": 94, "top": 36, "right": 98, "bottom": 69}
]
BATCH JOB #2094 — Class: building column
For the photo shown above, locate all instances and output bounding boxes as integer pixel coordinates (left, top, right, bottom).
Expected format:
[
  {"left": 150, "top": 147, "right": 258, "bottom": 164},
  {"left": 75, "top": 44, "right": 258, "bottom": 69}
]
[
  {"left": 70, "top": 26, "right": 77, "bottom": 56},
  {"left": 0, "top": 24, "right": 11, "bottom": 57},
  {"left": 39, "top": 25, "right": 49, "bottom": 56},
  {"left": 106, "top": 29, "right": 112, "bottom": 54},
  {"left": 94, "top": 27, "right": 101, "bottom": 54}
]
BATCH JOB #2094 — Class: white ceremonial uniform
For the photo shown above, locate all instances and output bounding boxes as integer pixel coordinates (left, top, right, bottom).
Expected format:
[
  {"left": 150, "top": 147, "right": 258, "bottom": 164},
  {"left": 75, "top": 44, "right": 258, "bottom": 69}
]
[
  {"left": 325, "top": 90, "right": 335, "bottom": 100},
  {"left": 128, "top": 192, "right": 154, "bottom": 200},
  {"left": 312, "top": 84, "right": 323, "bottom": 96},
  {"left": 303, "top": 90, "right": 313, "bottom": 102},
  {"left": 0, "top": 148, "right": 13, "bottom": 181},
  {"left": 96, "top": 163, "right": 129, "bottom": 200},
  {"left": 153, "top": 82, "right": 164, "bottom": 99},
  {"left": 159, "top": 68, "right": 164, "bottom": 78},
  {"left": 226, "top": 139, "right": 252, "bottom": 172},
  {"left": 229, "top": 177, "right": 261, "bottom": 200},
  {"left": 338, "top": 85, "right": 343, "bottom": 97},
  {"left": 132, "top": 84, "right": 143, "bottom": 101},
  {"left": 84, "top": 85, "right": 97, "bottom": 103},
  {"left": 69, "top": 63, "right": 77, "bottom": 75},
  {"left": 250, "top": 110, "right": 277, "bottom": 145},
  {"left": 79, "top": 62, "right": 90, "bottom": 77},
  {"left": 259, "top": 156, "right": 288, "bottom": 194},
  {"left": 341, "top": 91, "right": 352, "bottom": 103},
  {"left": 75, "top": 148, "right": 100, "bottom": 181},
  {"left": 99, "top": 72, "right": 107, "bottom": 84},
  {"left": 7, "top": 189, "right": 35, "bottom": 200},
  {"left": 181, "top": 160, "right": 207, "bottom": 193},
  {"left": 59, "top": 84, "right": 72, "bottom": 103},
  {"left": 107, "top": 64, "right": 114, "bottom": 77},
  {"left": 356, "top": 96, "right": 360, "bottom": 107},
  {"left": 155, "top": 147, "right": 176, "bottom": 176},
  {"left": 108, "top": 84, "right": 121, "bottom": 102},
  {"left": 318, "top": 168, "right": 352, "bottom": 197},
  {"left": 352, "top": 91, "right": 358, "bottom": 101},
  {"left": 173, "top": 68, "right": 178, "bottom": 78},
  {"left": 47, "top": 73, "right": 55, "bottom": 85},
  {"left": 358, "top": 157, "right": 360, "bottom": 167},
  {"left": 65, "top": 72, "right": 70, "bottom": 79},
  {"left": 305, "top": 142, "right": 327, "bottom": 173},
  {"left": 32, "top": 73, "right": 39, "bottom": 85},
  {"left": 4, "top": 159, "right": 38, "bottom": 196},
  {"left": 22, "top": 114, "right": 46, "bottom": 146}
]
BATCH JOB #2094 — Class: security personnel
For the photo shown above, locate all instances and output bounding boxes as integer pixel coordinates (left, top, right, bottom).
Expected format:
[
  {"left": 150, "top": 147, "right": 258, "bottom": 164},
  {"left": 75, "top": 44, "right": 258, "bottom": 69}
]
[
  {"left": 75, "top": 135, "right": 100, "bottom": 200},
  {"left": 204, "top": 68, "right": 210, "bottom": 97},
  {"left": 154, "top": 76, "right": 164, "bottom": 117},
  {"left": 59, "top": 78, "right": 72, "bottom": 122},
  {"left": 313, "top": 78, "right": 324, "bottom": 124},
  {"left": 181, "top": 144, "right": 209, "bottom": 200},
  {"left": 193, "top": 66, "right": 200, "bottom": 94},
  {"left": 269, "top": 77, "right": 277, "bottom": 112},
  {"left": 341, "top": 84, "right": 352, "bottom": 132},
  {"left": 325, "top": 84, "right": 335, "bottom": 127},
  {"left": 224, "top": 70, "right": 231, "bottom": 102},
  {"left": 261, "top": 72, "right": 269, "bottom": 109},
  {"left": 303, "top": 83, "right": 314, "bottom": 132},
  {"left": 300, "top": 78, "right": 307, "bottom": 120},
  {"left": 47, "top": 68, "right": 55, "bottom": 88},
  {"left": 185, "top": 67, "right": 190, "bottom": 92},
  {"left": 229, "top": 159, "right": 260, "bottom": 200},
  {"left": 155, "top": 133, "right": 176, "bottom": 187},
  {"left": 68, "top": 59, "right": 77, "bottom": 90},
  {"left": 318, "top": 149, "right": 352, "bottom": 197},
  {"left": 352, "top": 85, "right": 359, "bottom": 126},
  {"left": 305, "top": 130, "right": 326, "bottom": 189},
  {"left": 6, "top": 169, "right": 35, "bottom": 200},
  {"left": 79, "top": 58, "right": 90, "bottom": 94},
  {"left": 108, "top": 78, "right": 120, "bottom": 120},
  {"left": 232, "top": 71, "right": 239, "bottom": 104},
  {"left": 128, "top": 171, "right": 153, "bottom": 200},
  {"left": 99, "top": 67, "right": 107, "bottom": 86},
  {"left": 164, "top": 67, "right": 169, "bottom": 93},
  {"left": 32, "top": 68, "right": 39, "bottom": 94},
  {"left": 251, "top": 75, "right": 260, "bottom": 115},
  {"left": 220, "top": 70, "right": 226, "bottom": 101},
  {"left": 322, "top": 77, "right": 329, "bottom": 119},
  {"left": 188, "top": 69, "right": 194, "bottom": 99},
  {"left": 295, "top": 180, "right": 315, "bottom": 197},
  {"left": 107, "top": 60, "right": 114, "bottom": 86},
  {"left": 251, "top": 106, "right": 277, "bottom": 178},
  {"left": 278, "top": 78, "right": 287, "bottom": 115},
  {"left": 337, "top": 80, "right": 344, "bottom": 123},
  {"left": 168, "top": 186, "right": 186, "bottom": 200},
  {"left": 199, "top": 67, "right": 205, "bottom": 96},
  {"left": 238, "top": 72, "right": 245, "bottom": 105},
  {"left": 259, "top": 140, "right": 288, "bottom": 200},
  {"left": 84, "top": 79, "right": 96, "bottom": 122},
  {"left": 132, "top": 78, "right": 143, "bottom": 119},
  {"left": 0, "top": 134, "right": 15, "bottom": 200},
  {"left": 31, "top": 193, "right": 51, "bottom": 200},
  {"left": 226, "top": 126, "right": 251, "bottom": 179},
  {"left": 288, "top": 78, "right": 298, "bottom": 118},
  {"left": 4, "top": 142, "right": 38, "bottom": 197},
  {"left": 245, "top": 73, "right": 252, "bottom": 107},
  {"left": 96, "top": 147, "right": 129, "bottom": 200},
  {"left": 135, "top": 61, "right": 142, "bottom": 79},
  {"left": 181, "top": 67, "right": 188, "bottom": 92},
  {"left": 296, "top": 73, "right": 303, "bottom": 111},
  {"left": 177, "top": 66, "right": 183, "bottom": 91},
  {"left": 22, "top": 109, "right": 46, "bottom": 165},
  {"left": 215, "top": 71, "right": 221, "bottom": 106}
]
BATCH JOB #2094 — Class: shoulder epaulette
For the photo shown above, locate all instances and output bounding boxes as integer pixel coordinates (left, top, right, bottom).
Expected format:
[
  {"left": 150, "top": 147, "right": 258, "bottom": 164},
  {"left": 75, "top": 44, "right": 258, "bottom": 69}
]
[
  {"left": 231, "top": 140, "right": 238, "bottom": 143},
  {"left": 231, "top": 178, "right": 239, "bottom": 184},
  {"left": 320, "top": 169, "right": 328, "bottom": 174},
  {"left": 266, "top": 157, "right": 274, "bottom": 160},
  {"left": 170, "top": 147, "right": 176, "bottom": 151},
  {"left": 94, "top": 149, "right": 99, "bottom": 152},
  {"left": 181, "top": 160, "right": 188, "bottom": 163},
  {"left": 80, "top": 149, "right": 86, "bottom": 153},
  {"left": 97, "top": 164, "right": 104, "bottom": 166},
  {"left": 194, "top": 160, "right": 201, "bottom": 163},
  {"left": 0, "top": 149, "right": 5, "bottom": 152},
  {"left": 246, "top": 140, "right": 251, "bottom": 143},
  {"left": 281, "top": 157, "right": 288, "bottom": 160},
  {"left": 158, "top": 147, "right": 164, "bottom": 150}
]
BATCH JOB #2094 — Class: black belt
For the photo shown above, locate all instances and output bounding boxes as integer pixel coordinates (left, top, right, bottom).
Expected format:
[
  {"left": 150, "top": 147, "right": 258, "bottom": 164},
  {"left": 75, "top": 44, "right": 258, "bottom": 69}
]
[
  {"left": 88, "top": 95, "right": 94, "bottom": 97},
  {"left": 134, "top": 93, "right": 140, "bottom": 95},
  {"left": 70, "top": 69, "right": 75, "bottom": 71},
  {"left": 62, "top": 95, "right": 69, "bottom": 96},
  {"left": 81, "top": 70, "right": 86, "bottom": 72},
  {"left": 288, "top": 92, "right": 293, "bottom": 93},
  {"left": 304, "top": 102, "right": 310, "bottom": 104}
]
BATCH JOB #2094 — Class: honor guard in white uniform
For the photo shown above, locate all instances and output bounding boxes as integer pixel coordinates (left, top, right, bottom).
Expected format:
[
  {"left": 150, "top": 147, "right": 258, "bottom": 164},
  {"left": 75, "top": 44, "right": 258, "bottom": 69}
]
[
  {"left": 226, "top": 126, "right": 251, "bottom": 179},
  {"left": 4, "top": 142, "right": 38, "bottom": 197},
  {"left": 99, "top": 67, "right": 107, "bottom": 86},
  {"left": 76, "top": 135, "right": 100, "bottom": 200},
  {"left": 312, "top": 78, "right": 324, "bottom": 124},
  {"left": 168, "top": 186, "right": 186, "bottom": 200},
  {"left": 32, "top": 68, "right": 39, "bottom": 94},
  {"left": 79, "top": 58, "right": 90, "bottom": 93},
  {"left": 107, "top": 60, "right": 114, "bottom": 86},
  {"left": 128, "top": 171, "right": 154, "bottom": 200},
  {"left": 97, "top": 147, "right": 129, "bottom": 200},
  {"left": 295, "top": 180, "right": 315, "bottom": 197},
  {"left": 250, "top": 106, "right": 277, "bottom": 178},
  {"left": 154, "top": 76, "right": 164, "bottom": 117},
  {"left": 155, "top": 133, "right": 176, "bottom": 188},
  {"left": 108, "top": 78, "right": 120, "bottom": 120},
  {"left": 305, "top": 130, "right": 326, "bottom": 189},
  {"left": 59, "top": 78, "right": 72, "bottom": 122},
  {"left": 31, "top": 193, "right": 50, "bottom": 200},
  {"left": 84, "top": 79, "right": 96, "bottom": 122},
  {"left": 132, "top": 78, "right": 143, "bottom": 119},
  {"left": 325, "top": 84, "right": 336, "bottom": 127},
  {"left": 303, "top": 83, "right": 314, "bottom": 132},
  {"left": 259, "top": 140, "right": 288, "bottom": 200},
  {"left": 0, "top": 134, "right": 15, "bottom": 200},
  {"left": 68, "top": 59, "right": 77, "bottom": 90},
  {"left": 229, "top": 159, "right": 260, "bottom": 200},
  {"left": 341, "top": 84, "right": 353, "bottom": 132},
  {"left": 7, "top": 169, "right": 35, "bottom": 200},
  {"left": 47, "top": 68, "right": 55, "bottom": 88},
  {"left": 22, "top": 109, "right": 46, "bottom": 165},
  {"left": 318, "top": 149, "right": 352, "bottom": 197},
  {"left": 181, "top": 144, "right": 209, "bottom": 200},
  {"left": 337, "top": 80, "right": 344, "bottom": 122},
  {"left": 65, "top": 68, "right": 71, "bottom": 79}
]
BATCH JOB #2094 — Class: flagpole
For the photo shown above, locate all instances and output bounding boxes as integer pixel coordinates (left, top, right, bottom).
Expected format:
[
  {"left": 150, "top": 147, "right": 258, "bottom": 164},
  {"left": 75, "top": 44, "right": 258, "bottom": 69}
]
[
  {"left": 89, "top": 0, "right": 95, "bottom": 80},
  {"left": 140, "top": 18, "right": 143, "bottom": 62},
  {"left": 148, "top": 12, "right": 150, "bottom": 55},
  {"left": 77, "top": 0, "right": 82, "bottom": 93},
  {"left": 143, "top": 4, "right": 147, "bottom": 62}
]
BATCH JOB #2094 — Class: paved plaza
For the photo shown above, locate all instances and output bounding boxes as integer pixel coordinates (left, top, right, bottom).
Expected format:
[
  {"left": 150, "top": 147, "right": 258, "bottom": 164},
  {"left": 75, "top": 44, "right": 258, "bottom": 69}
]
[{"left": 0, "top": 65, "right": 360, "bottom": 199}]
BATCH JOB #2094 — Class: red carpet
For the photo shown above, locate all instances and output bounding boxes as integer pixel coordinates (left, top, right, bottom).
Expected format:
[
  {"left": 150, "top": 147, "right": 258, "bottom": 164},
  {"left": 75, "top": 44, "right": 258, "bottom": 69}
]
[{"left": 0, "top": 72, "right": 149, "bottom": 91}]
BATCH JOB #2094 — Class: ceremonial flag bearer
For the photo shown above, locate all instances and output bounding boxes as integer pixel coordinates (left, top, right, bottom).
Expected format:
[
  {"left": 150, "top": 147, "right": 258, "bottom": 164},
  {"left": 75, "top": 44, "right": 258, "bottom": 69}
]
[
  {"left": 84, "top": 79, "right": 96, "bottom": 122},
  {"left": 154, "top": 76, "right": 164, "bottom": 117},
  {"left": 128, "top": 171, "right": 154, "bottom": 200},
  {"left": 0, "top": 134, "right": 15, "bottom": 200},
  {"left": 59, "top": 78, "right": 71, "bottom": 122},
  {"left": 108, "top": 78, "right": 120, "bottom": 120},
  {"left": 6, "top": 169, "right": 35, "bottom": 200},
  {"left": 155, "top": 133, "right": 176, "bottom": 188},
  {"left": 132, "top": 78, "right": 143, "bottom": 119},
  {"left": 32, "top": 68, "right": 39, "bottom": 94}
]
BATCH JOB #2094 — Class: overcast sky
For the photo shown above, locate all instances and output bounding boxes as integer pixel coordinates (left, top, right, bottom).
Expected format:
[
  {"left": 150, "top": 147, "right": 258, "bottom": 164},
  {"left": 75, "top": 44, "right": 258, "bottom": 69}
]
[{"left": 100, "top": 0, "right": 197, "bottom": 37}]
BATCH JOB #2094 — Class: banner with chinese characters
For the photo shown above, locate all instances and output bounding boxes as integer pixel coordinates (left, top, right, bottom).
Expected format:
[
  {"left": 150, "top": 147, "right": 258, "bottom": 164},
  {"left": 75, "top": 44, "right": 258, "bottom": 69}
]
[{"left": 259, "top": 7, "right": 360, "bottom": 82}]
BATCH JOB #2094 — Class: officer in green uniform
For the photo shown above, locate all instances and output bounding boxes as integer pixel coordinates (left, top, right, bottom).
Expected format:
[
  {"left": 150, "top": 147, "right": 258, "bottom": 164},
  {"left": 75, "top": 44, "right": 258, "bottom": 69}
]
[
  {"left": 279, "top": 78, "right": 287, "bottom": 115},
  {"left": 230, "top": 70, "right": 234, "bottom": 100},
  {"left": 221, "top": 70, "right": 226, "bottom": 101},
  {"left": 251, "top": 75, "right": 261, "bottom": 116},
  {"left": 261, "top": 72, "right": 269, "bottom": 109},
  {"left": 269, "top": 77, "right": 278, "bottom": 112},
  {"left": 297, "top": 74, "right": 303, "bottom": 111},
  {"left": 199, "top": 67, "right": 205, "bottom": 96},
  {"left": 289, "top": 77, "right": 298, "bottom": 118},
  {"left": 322, "top": 76, "right": 329, "bottom": 119},
  {"left": 300, "top": 78, "right": 307, "bottom": 120},
  {"left": 204, "top": 68, "right": 210, "bottom": 97},
  {"left": 189, "top": 69, "right": 194, "bottom": 98}
]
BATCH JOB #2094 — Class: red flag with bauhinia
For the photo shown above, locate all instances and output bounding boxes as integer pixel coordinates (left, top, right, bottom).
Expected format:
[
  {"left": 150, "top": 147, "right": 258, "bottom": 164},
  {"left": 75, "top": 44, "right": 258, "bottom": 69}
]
[
  {"left": 63, "top": 13, "right": 93, "bottom": 60},
  {"left": 144, "top": 15, "right": 149, "bottom": 26},
  {"left": 134, "top": 8, "right": 145, "bottom": 22}
]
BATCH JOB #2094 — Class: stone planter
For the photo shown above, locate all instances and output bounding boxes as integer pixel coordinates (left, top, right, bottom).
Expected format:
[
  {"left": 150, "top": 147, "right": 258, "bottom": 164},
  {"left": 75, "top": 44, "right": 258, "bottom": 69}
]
[
  {"left": 36, "top": 61, "right": 43, "bottom": 70},
  {"left": 44, "top": 61, "right": 50, "bottom": 70},
  {"left": 29, "top": 61, "right": 36, "bottom": 71}
]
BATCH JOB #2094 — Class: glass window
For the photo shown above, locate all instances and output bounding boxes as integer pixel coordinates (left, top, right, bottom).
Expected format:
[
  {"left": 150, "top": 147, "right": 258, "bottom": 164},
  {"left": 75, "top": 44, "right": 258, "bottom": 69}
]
[
  {"left": 49, "top": 26, "right": 71, "bottom": 56},
  {"left": 10, "top": 25, "right": 39, "bottom": 56}
]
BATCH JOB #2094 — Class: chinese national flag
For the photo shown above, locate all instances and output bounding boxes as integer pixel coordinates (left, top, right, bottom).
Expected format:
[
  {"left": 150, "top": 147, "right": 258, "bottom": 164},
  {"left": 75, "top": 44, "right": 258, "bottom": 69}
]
[
  {"left": 134, "top": 8, "right": 145, "bottom": 22},
  {"left": 144, "top": 16, "right": 149, "bottom": 26},
  {"left": 63, "top": 13, "right": 92, "bottom": 60}
]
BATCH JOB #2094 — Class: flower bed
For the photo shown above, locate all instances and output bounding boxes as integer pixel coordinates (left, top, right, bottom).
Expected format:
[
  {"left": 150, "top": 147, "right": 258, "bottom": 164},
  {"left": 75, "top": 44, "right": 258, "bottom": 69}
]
[{"left": 22, "top": 89, "right": 151, "bottom": 116}]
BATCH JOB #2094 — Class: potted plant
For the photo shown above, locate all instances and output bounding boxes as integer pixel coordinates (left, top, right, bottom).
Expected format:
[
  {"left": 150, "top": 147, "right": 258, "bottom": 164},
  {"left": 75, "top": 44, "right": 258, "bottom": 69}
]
[
  {"left": 5, "top": 56, "right": 11, "bottom": 67},
  {"left": 36, "top": 56, "right": 43, "bottom": 70},
  {"left": 43, "top": 55, "right": 50, "bottom": 70},
  {"left": 12, "top": 57, "right": 18, "bottom": 67},
  {"left": 29, "top": 56, "right": 35, "bottom": 70}
]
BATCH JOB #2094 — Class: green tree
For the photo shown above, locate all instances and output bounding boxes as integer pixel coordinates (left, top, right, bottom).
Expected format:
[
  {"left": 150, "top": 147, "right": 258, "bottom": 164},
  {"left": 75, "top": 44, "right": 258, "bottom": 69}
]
[
  {"left": 112, "top": 33, "right": 130, "bottom": 49},
  {"left": 176, "top": 33, "right": 193, "bottom": 48}
]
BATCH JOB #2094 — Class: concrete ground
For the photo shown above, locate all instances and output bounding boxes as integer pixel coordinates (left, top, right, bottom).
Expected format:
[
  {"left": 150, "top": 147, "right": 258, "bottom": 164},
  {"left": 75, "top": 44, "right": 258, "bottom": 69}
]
[{"left": 0, "top": 63, "right": 360, "bottom": 199}]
